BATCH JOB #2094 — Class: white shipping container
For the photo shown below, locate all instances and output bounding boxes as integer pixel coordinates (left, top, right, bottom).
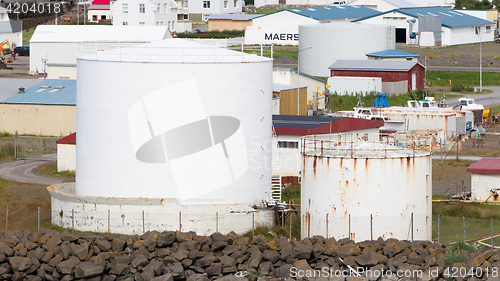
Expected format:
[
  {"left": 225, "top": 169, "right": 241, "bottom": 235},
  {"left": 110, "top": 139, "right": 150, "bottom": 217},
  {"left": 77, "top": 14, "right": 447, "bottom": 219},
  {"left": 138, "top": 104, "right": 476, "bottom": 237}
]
[{"left": 327, "top": 76, "right": 382, "bottom": 96}]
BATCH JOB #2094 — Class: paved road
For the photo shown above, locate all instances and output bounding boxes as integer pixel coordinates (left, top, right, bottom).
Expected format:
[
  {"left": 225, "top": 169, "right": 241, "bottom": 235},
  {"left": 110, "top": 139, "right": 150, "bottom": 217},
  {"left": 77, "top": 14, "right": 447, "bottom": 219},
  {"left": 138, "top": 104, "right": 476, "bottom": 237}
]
[
  {"left": 442, "top": 86, "right": 500, "bottom": 107},
  {"left": 0, "top": 154, "right": 67, "bottom": 186},
  {"left": 428, "top": 66, "right": 500, "bottom": 72}
]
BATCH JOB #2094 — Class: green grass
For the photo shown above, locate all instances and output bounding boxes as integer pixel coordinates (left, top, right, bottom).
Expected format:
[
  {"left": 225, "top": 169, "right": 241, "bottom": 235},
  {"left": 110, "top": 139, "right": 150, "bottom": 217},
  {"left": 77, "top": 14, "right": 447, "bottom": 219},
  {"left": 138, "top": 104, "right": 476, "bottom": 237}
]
[
  {"left": 282, "top": 185, "right": 300, "bottom": 202},
  {"left": 427, "top": 71, "right": 500, "bottom": 88},
  {"left": 255, "top": 8, "right": 284, "bottom": 14},
  {"left": 23, "top": 28, "right": 35, "bottom": 45},
  {"left": 35, "top": 161, "right": 75, "bottom": 180},
  {"left": 242, "top": 210, "right": 301, "bottom": 240},
  {"left": 444, "top": 242, "right": 476, "bottom": 267}
]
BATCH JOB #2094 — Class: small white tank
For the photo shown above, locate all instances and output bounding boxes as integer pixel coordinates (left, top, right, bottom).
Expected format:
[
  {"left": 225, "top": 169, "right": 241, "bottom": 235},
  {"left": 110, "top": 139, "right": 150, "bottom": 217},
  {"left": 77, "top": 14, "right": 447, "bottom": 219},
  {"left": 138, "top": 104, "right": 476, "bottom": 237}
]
[{"left": 301, "top": 134, "right": 432, "bottom": 242}]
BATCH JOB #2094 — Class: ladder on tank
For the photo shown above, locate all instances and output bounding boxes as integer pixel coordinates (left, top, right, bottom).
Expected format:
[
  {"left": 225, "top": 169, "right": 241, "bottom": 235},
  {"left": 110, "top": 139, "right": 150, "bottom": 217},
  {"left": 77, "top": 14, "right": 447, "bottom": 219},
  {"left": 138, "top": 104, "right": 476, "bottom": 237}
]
[{"left": 271, "top": 174, "right": 282, "bottom": 202}]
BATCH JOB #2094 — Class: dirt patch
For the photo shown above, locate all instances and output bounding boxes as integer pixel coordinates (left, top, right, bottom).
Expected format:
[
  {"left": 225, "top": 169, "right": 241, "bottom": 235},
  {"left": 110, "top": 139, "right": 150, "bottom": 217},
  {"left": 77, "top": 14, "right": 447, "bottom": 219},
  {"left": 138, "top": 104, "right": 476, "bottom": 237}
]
[{"left": 273, "top": 56, "right": 297, "bottom": 64}]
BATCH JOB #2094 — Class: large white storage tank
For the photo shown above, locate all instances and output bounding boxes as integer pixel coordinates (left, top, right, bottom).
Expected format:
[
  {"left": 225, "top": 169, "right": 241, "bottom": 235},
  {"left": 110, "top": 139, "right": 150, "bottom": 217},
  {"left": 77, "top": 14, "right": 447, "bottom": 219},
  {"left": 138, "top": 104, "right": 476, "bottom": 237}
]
[
  {"left": 48, "top": 39, "right": 274, "bottom": 235},
  {"left": 301, "top": 134, "right": 432, "bottom": 242},
  {"left": 299, "top": 23, "right": 395, "bottom": 77}
]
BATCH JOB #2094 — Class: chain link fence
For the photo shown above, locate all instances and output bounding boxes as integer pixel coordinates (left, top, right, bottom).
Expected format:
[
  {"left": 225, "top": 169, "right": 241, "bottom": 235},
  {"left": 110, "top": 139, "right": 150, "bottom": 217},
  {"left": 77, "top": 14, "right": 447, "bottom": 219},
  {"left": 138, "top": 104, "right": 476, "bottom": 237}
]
[{"left": 0, "top": 136, "right": 59, "bottom": 160}]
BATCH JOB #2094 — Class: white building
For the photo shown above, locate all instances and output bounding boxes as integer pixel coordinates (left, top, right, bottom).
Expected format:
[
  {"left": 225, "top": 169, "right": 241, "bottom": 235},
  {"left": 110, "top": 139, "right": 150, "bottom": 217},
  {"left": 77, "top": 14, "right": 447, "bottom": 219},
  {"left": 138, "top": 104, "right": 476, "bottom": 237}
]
[
  {"left": 245, "top": 6, "right": 380, "bottom": 46},
  {"left": 0, "top": 7, "right": 22, "bottom": 48},
  {"left": 30, "top": 25, "right": 171, "bottom": 76},
  {"left": 273, "top": 68, "right": 327, "bottom": 112},
  {"left": 467, "top": 159, "right": 500, "bottom": 202},
  {"left": 272, "top": 115, "right": 381, "bottom": 185},
  {"left": 57, "top": 133, "right": 76, "bottom": 172},
  {"left": 354, "top": 6, "right": 495, "bottom": 46},
  {"left": 187, "top": 0, "right": 242, "bottom": 21},
  {"left": 111, "top": 0, "right": 178, "bottom": 30},
  {"left": 87, "top": 0, "right": 112, "bottom": 23},
  {"left": 348, "top": 0, "right": 415, "bottom": 12}
]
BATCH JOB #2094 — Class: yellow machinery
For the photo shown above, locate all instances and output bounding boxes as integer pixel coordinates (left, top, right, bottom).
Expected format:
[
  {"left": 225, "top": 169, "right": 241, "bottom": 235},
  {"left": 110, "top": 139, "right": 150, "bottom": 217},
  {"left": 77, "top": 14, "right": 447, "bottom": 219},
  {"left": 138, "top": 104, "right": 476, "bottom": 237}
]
[{"left": 0, "top": 40, "right": 16, "bottom": 69}]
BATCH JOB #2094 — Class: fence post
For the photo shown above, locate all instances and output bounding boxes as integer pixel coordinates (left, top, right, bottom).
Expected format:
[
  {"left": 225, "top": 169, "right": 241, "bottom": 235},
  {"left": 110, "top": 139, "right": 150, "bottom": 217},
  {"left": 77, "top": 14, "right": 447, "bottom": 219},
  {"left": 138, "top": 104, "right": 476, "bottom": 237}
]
[
  {"left": 72, "top": 209, "right": 74, "bottom": 234},
  {"left": 14, "top": 137, "right": 16, "bottom": 159},
  {"left": 37, "top": 207, "right": 40, "bottom": 231},
  {"left": 370, "top": 214, "right": 373, "bottom": 241},
  {"left": 308, "top": 213, "right": 311, "bottom": 238},
  {"left": 411, "top": 212, "right": 414, "bottom": 242},
  {"left": 289, "top": 212, "right": 292, "bottom": 240},
  {"left": 348, "top": 214, "right": 351, "bottom": 240},
  {"left": 216, "top": 212, "right": 218, "bottom": 233},
  {"left": 438, "top": 214, "right": 440, "bottom": 244},
  {"left": 463, "top": 216, "right": 466, "bottom": 243},
  {"left": 252, "top": 212, "right": 255, "bottom": 241},
  {"left": 326, "top": 214, "right": 329, "bottom": 239},
  {"left": 491, "top": 219, "right": 494, "bottom": 251},
  {"left": 179, "top": 211, "right": 182, "bottom": 232},
  {"left": 5, "top": 206, "right": 8, "bottom": 232},
  {"left": 142, "top": 211, "right": 145, "bottom": 235},
  {"left": 108, "top": 210, "right": 110, "bottom": 235},
  {"left": 40, "top": 137, "right": 43, "bottom": 157}
]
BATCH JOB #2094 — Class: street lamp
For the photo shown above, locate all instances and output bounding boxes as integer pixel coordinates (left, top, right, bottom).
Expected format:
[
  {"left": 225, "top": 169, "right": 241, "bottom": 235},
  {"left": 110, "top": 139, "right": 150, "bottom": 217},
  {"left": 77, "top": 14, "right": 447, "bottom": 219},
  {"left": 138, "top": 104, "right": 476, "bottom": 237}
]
[
  {"left": 479, "top": 28, "right": 493, "bottom": 92},
  {"left": 297, "top": 45, "right": 314, "bottom": 115}
]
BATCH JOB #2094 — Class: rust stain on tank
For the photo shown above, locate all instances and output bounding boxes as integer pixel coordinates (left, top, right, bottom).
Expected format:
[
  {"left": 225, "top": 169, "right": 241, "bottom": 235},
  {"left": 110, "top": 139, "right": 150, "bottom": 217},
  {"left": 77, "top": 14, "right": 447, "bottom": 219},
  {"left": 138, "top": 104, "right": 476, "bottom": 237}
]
[
  {"left": 327, "top": 158, "right": 330, "bottom": 170},
  {"left": 160, "top": 199, "right": 164, "bottom": 204},
  {"left": 308, "top": 199, "right": 311, "bottom": 209},
  {"left": 365, "top": 158, "right": 369, "bottom": 170},
  {"left": 313, "top": 156, "right": 317, "bottom": 177},
  {"left": 350, "top": 233, "right": 355, "bottom": 240},
  {"left": 340, "top": 158, "right": 343, "bottom": 169}
]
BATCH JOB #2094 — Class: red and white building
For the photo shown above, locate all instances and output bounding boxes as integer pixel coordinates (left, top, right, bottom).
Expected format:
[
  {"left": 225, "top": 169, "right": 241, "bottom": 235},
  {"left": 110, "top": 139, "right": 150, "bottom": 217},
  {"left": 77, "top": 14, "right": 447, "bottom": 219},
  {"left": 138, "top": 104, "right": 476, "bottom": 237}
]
[
  {"left": 467, "top": 158, "right": 500, "bottom": 203},
  {"left": 56, "top": 133, "right": 76, "bottom": 172},
  {"left": 328, "top": 60, "right": 425, "bottom": 95},
  {"left": 88, "top": 0, "right": 112, "bottom": 23}
]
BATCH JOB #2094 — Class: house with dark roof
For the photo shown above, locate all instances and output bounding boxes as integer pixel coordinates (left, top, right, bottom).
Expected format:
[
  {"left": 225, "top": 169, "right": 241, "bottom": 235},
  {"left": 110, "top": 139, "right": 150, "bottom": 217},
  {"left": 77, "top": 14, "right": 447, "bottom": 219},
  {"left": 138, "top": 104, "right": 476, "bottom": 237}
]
[
  {"left": 466, "top": 159, "right": 500, "bottom": 203},
  {"left": 366, "top": 49, "right": 419, "bottom": 61},
  {"left": 245, "top": 5, "right": 379, "bottom": 45},
  {"left": 328, "top": 60, "right": 425, "bottom": 94},
  {"left": 272, "top": 115, "right": 382, "bottom": 184},
  {"left": 353, "top": 6, "right": 495, "bottom": 46}
]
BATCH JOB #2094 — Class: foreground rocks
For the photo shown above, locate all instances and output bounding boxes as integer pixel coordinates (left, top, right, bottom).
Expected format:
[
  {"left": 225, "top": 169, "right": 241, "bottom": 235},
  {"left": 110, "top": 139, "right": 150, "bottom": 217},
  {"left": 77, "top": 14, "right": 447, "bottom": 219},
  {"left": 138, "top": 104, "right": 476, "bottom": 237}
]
[{"left": 0, "top": 229, "right": 497, "bottom": 280}]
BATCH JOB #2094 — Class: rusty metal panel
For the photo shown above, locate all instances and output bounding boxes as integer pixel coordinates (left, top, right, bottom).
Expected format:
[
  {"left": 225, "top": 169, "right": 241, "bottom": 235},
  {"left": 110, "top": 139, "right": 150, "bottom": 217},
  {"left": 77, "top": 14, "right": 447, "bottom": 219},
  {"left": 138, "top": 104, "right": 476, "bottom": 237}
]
[{"left": 456, "top": 116, "right": 466, "bottom": 135}]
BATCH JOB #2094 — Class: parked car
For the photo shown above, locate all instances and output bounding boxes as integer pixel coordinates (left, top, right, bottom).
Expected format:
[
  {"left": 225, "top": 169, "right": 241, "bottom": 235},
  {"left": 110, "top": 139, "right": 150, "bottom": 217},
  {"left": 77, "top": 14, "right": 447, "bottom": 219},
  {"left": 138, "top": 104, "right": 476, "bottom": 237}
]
[
  {"left": 14, "top": 46, "right": 29, "bottom": 56},
  {"left": 330, "top": 1, "right": 346, "bottom": 5}
]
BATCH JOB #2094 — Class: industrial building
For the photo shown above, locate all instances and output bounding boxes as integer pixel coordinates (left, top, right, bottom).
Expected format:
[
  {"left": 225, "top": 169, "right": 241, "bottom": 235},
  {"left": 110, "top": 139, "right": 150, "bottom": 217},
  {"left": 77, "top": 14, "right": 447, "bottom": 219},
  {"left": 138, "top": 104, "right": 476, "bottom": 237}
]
[
  {"left": 272, "top": 116, "right": 382, "bottom": 186},
  {"left": 184, "top": 0, "right": 243, "bottom": 21},
  {"left": 57, "top": 133, "right": 76, "bottom": 172},
  {"left": 48, "top": 39, "right": 274, "bottom": 235},
  {"left": 301, "top": 133, "right": 432, "bottom": 242},
  {"left": 353, "top": 6, "right": 495, "bottom": 46},
  {"left": 0, "top": 7, "right": 22, "bottom": 48},
  {"left": 467, "top": 159, "right": 500, "bottom": 203},
  {"left": 207, "top": 14, "right": 258, "bottom": 31},
  {"left": 348, "top": 0, "right": 415, "bottom": 12},
  {"left": 272, "top": 84, "right": 307, "bottom": 115},
  {"left": 0, "top": 79, "right": 76, "bottom": 136},
  {"left": 366, "top": 49, "right": 419, "bottom": 61},
  {"left": 328, "top": 60, "right": 425, "bottom": 95},
  {"left": 298, "top": 23, "right": 395, "bottom": 77},
  {"left": 245, "top": 6, "right": 381, "bottom": 46},
  {"left": 30, "top": 25, "right": 171, "bottom": 76},
  {"left": 273, "top": 69, "right": 327, "bottom": 113}
]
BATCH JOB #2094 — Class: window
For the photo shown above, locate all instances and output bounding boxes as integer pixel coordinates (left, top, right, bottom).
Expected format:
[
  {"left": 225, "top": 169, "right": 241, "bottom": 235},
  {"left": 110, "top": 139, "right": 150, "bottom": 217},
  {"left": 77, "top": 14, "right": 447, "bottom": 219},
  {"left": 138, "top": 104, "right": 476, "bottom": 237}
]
[
  {"left": 224, "top": 0, "right": 228, "bottom": 8},
  {"left": 157, "top": 3, "right": 161, "bottom": 14},
  {"left": 122, "top": 3, "right": 128, "bottom": 13},
  {"left": 160, "top": 21, "right": 163, "bottom": 25},
  {"left": 203, "top": 1, "right": 210, "bottom": 8},
  {"left": 156, "top": 22, "right": 159, "bottom": 25},
  {"left": 139, "top": 21, "right": 145, "bottom": 25},
  {"left": 234, "top": 0, "right": 238, "bottom": 7},
  {"left": 122, "top": 21, "right": 128, "bottom": 25},
  {"left": 183, "top": 14, "right": 188, "bottom": 19},
  {"left": 475, "top": 26, "right": 480, "bottom": 34},
  {"left": 164, "top": 3, "right": 168, "bottom": 12},
  {"left": 179, "top": 1, "right": 183, "bottom": 8},
  {"left": 278, "top": 141, "right": 298, "bottom": 149},
  {"left": 487, "top": 26, "right": 491, "bottom": 31},
  {"left": 185, "top": 0, "right": 188, "bottom": 8},
  {"left": 92, "top": 15, "right": 97, "bottom": 21},
  {"left": 101, "top": 15, "right": 106, "bottom": 19},
  {"left": 139, "top": 3, "right": 145, "bottom": 13}
]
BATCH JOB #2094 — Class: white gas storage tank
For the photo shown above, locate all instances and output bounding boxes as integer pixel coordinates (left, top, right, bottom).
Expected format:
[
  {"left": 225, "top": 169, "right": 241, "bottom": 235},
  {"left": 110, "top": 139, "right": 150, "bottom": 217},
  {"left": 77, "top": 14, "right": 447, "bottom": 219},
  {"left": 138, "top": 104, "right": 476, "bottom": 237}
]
[
  {"left": 299, "top": 23, "right": 395, "bottom": 77},
  {"left": 76, "top": 39, "right": 273, "bottom": 206},
  {"left": 301, "top": 134, "right": 432, "bottom": 242}
]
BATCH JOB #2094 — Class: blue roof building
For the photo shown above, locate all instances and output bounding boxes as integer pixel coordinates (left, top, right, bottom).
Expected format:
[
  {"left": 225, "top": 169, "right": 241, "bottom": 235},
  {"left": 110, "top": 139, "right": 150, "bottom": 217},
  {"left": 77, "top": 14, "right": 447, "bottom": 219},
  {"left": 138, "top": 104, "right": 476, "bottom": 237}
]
[
  {"left": 2, "top": 79, "right": 76, "bottom": 106},
  {"left": 366, "top": 49, "right": 419, "bottom": 61},
  {"left": 353, "top": 6, "right": 495, "bottom": 46}
]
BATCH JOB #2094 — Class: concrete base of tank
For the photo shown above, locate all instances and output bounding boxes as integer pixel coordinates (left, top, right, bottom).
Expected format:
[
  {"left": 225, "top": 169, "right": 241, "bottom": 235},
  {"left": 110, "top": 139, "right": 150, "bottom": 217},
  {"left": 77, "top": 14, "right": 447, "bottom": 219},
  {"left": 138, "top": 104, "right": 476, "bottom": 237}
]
[{"left": 48, "top": 183, "right": 274, "bottom": 235}]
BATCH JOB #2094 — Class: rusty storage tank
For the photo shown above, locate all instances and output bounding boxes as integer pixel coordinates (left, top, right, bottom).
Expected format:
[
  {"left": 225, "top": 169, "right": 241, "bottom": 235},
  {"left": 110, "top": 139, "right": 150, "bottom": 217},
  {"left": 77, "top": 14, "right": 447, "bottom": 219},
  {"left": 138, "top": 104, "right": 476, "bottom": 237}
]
[{"left": 301, "top": 134, "right": 432, "bottom": 242}]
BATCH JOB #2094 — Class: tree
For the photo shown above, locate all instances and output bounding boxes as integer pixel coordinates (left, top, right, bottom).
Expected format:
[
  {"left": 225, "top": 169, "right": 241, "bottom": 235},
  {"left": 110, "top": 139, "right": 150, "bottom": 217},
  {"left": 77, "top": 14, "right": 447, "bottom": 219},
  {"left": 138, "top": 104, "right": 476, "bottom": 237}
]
[{"left": 455, "top": 0, "right": 493, "bottom": 9}]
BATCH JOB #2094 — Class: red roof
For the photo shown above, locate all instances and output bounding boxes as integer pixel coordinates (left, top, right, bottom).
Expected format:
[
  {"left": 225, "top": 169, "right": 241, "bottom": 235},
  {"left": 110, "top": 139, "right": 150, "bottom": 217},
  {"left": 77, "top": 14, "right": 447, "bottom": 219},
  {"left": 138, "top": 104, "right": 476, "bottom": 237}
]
[
  {"left": 466, "top": 158, "right": 500, "bottom": 174},
  {"left": 91, "top": 0, "right": 110, "bottom": 5},
  {"left": 273, "top": 116, "right": 382, "bottom": 136},
  {"left": 57, "top": 133, "right": 76, "bottom": 145}
]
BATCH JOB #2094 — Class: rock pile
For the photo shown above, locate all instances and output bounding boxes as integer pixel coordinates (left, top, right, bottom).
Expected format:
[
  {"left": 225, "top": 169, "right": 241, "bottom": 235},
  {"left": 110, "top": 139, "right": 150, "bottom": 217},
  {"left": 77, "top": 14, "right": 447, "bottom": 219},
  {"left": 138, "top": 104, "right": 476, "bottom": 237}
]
[{"left": 0, "top": 228, "right": 498, "bottom": 281}]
